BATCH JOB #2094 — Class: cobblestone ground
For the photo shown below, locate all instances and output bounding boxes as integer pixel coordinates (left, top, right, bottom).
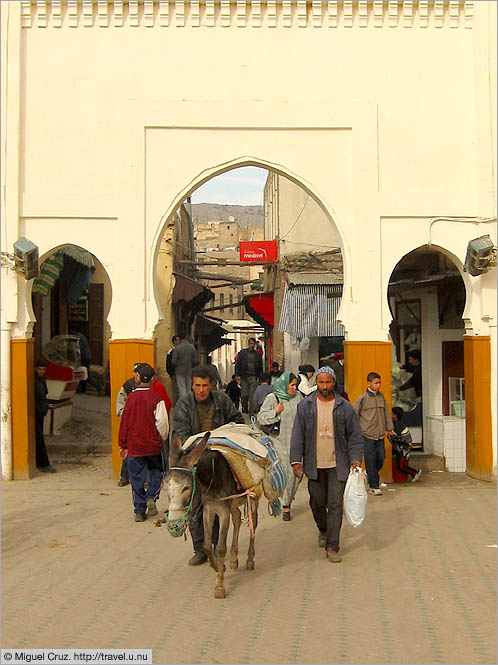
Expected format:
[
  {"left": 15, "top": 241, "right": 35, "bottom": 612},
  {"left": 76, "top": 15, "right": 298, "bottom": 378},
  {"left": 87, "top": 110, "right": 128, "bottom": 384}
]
[{"left": 2, "top": 450, "right": 496, "bottom": 665}]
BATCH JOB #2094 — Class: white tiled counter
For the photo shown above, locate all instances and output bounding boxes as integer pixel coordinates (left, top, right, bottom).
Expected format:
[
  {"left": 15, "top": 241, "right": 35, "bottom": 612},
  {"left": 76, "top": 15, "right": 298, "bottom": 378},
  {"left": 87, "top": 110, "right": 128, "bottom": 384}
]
[{"left": 425, "top": 415, "right": 466, "bottom": 472}]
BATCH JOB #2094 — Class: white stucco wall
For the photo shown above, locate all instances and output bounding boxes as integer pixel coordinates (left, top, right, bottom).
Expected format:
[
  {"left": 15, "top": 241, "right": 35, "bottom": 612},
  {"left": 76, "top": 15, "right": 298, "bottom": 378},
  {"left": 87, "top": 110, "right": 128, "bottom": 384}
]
[
  {"left": 1, "top": 2, "right": 496, "bottom": 469},
  {"left": 1, "top": 1, "right": 492, "bottom": 344}
]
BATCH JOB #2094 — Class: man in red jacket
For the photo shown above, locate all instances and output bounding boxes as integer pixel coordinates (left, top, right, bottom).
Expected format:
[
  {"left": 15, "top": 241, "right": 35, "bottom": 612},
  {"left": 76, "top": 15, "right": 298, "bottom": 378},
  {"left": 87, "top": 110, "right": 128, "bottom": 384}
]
[
  {"left": 119, "top": 364, "right": 169, "bottom": 522},
  {"left": 151, "top": 370, "right": 172, "bottom": 472}
]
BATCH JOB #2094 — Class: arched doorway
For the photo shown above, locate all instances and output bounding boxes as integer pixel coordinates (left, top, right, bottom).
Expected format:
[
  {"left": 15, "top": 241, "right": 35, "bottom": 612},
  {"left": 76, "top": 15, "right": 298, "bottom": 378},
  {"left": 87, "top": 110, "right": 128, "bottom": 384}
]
[
  {"left": 388, "top": 246, "right": 467, "bottom": 470},
  {"left": 29, "top": 244, "right": 112, "bottom": 467},
  {"left": 151, "top": 162, "right": 346, "bottom": 398}
]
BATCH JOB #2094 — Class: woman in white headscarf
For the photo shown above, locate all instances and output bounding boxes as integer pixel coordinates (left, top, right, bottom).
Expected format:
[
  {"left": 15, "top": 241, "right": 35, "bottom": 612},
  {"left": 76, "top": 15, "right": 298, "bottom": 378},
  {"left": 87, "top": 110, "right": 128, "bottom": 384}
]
[{"left": 257, "top": 372, "right": 302, "bottom": 521}]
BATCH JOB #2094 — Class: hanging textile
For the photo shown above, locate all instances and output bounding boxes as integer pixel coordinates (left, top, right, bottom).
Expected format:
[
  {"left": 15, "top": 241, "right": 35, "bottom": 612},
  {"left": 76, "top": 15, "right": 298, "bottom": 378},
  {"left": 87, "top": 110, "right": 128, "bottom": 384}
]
[
  {"left": 32, "top": 252, "right": 64, "bottom": 296},
  {"left": 279, "top": 284, "right": 344, "bottom": 338},
  {"left": 61, "top": 254, "right": 95, "bottom": 304}
]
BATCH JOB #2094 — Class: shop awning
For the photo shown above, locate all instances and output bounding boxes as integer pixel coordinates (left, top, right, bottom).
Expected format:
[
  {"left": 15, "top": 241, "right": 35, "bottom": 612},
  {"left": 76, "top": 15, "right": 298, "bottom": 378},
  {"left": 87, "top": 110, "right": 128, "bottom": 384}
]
[
  {"left": 173, "top": 272, "right": 214, "bottom": 313},
  {"left": 279, "top": 282, "right": 344, "bottom": 338},
  {"left": 194, "top": 313, "right": 231, "bottom": 354},
  {"left": 33, "top": 247, "right": 95, "bottom": 302},
  {"left": 243, "top": 292, "right": 274, "bottom": 328}
]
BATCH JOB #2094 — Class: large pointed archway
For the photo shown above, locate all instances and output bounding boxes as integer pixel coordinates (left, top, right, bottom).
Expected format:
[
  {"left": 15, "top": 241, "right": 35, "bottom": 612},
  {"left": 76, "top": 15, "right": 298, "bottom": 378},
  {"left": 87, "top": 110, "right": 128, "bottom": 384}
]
[{"left": 150, "top": 160, "right": 347, "bottom": 398}]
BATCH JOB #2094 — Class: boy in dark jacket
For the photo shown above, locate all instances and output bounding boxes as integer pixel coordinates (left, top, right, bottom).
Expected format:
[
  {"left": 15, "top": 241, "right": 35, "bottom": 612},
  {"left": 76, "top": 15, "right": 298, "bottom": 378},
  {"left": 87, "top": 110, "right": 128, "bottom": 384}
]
[{"left": 119, "top": 364, "right": 169, "bottom": 521}]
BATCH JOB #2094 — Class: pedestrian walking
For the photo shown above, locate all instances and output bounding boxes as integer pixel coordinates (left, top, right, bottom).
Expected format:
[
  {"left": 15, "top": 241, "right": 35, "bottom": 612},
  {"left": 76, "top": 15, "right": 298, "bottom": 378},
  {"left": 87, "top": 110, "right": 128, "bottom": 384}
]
[
  {"left": 165, "top": 335, "right": 181, "bottom": 402},
  {"left": 34, "top": 358, "right": 56, "bottom": 473},
  {"left": 205, "top": 355, "right": 223, "bottom": 389},
  {"left": 235, "top": 337, "right": 263, "bottom": 414},
  {"left": 115, "top": 362, "right": 142, "bottom": 487},
  {"left": 151, "top": 370, "right": 172, "bottom": 472},
  {"left": 328, "top": 353, "right": 345, "bottom": 394},
  {"left": 118, "top": 363, "right": 169, "bottom": 521},
  {"left": 290, "top": 367, "right": 363, "bottom": 562},
  {"left": 171, "top": 336, "right": 198, "bottom": 400},
  {"left": 353, "top": 372, "right": 393, "bottom": 495},
  {"left": 252, "top": 371, "right": 274, "bottom": 414},
  {"left": 225, "top": 374, "right": 241, "bottom": 410},
  {"left": 172, "top": 364, "right": 244, "bottom": 565},
  {"left": 269, "top": 361, "right": 283, "bottom": 384},
  {"left": 257, "top": 372, "right": 301, "bottom": 521}
]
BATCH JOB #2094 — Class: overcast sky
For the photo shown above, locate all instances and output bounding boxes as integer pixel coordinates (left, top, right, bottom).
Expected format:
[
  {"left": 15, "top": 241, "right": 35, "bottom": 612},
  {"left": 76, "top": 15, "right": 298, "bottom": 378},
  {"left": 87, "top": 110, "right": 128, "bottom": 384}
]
[{"left": 191, "top": 166, "right": 268, "bottom": 205}]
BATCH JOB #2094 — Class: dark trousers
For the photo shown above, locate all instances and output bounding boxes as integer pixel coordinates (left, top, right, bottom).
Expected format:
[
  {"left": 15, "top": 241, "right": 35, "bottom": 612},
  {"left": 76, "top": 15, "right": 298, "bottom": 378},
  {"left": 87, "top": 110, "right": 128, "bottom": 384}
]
[
  {"left": 189, "top": 506, "right": 219, "bottom": 553},
  {"left": 127, "top": 454, "right": 163, "bottom": 515},
  {"left": 35, "top": 414, "right": 51, "bottom": 468},
  {"left": 240, "top": 375, "right": 257, "bottom": 414},
  {"left": 363, "top": 436, "right": 385, "bottom": 489},
  {"left": 308, "top": 467, "right": 346, "bottom": 552}
]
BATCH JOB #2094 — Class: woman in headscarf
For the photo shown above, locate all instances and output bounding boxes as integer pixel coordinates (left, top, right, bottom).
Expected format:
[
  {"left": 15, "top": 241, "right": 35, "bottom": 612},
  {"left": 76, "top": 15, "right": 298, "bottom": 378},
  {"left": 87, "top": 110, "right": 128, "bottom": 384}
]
[{"left": 257, "top": 372, "right": 301, "bottom": 521}]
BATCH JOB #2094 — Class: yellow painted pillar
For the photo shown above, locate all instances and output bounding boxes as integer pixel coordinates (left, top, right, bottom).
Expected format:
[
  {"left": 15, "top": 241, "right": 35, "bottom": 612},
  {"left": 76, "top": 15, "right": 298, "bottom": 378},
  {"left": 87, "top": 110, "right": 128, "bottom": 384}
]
[
  {"left": 344, "top": 341, "right": 393, "bottom": 483},
  {"left": 109, "top": 339, "right": 156, "bottom": 478},
  {"left": 11, "top": 338, "right": 36, "bottom": 479},
  {"left": 464, "top": 336, "right": 493, "bottom": 480}
]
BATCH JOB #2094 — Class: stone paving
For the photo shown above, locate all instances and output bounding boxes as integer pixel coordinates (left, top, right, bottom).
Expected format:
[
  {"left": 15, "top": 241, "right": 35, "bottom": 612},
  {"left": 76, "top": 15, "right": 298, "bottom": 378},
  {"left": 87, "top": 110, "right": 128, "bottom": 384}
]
[{"left": 1, "top": 451, "right": 496, "bottom": 665}]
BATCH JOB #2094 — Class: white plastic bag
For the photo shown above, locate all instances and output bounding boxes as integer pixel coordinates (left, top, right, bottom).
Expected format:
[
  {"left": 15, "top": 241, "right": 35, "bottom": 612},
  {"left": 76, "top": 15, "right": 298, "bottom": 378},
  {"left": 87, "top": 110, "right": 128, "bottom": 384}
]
[{"left": 343, "top": 467, "right": 368, "bottom": 528}]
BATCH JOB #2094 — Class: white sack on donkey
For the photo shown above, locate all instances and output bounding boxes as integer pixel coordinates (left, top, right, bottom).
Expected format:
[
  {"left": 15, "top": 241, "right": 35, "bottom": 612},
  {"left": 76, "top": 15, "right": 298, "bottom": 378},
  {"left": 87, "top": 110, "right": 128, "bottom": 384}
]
[{"left": 343, "top": 467, "right": 368, "bottom": 528}]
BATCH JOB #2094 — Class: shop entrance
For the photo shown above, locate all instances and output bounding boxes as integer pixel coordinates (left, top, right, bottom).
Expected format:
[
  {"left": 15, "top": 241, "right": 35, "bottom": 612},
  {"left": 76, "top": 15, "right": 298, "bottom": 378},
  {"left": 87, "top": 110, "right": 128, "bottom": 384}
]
[{"left": 388, "top": 246, "right": 466, "bottom": 468}]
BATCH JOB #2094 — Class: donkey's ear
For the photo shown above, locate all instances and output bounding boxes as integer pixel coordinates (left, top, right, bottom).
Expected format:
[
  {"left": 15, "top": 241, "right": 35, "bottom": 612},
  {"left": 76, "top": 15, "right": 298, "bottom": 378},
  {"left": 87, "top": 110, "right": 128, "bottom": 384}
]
[
  {"left": 185, "top": 431, "right": 210, "bottom": 469},
  {"left": 169, "top": 432, "right": 183, "bottom": 467}
]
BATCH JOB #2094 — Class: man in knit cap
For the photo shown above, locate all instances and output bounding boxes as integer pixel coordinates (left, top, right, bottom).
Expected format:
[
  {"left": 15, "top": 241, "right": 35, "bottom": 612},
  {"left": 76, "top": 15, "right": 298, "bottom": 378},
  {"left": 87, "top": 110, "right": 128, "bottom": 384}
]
[{"left": 290, "top": 366, "right": 363, "bottom": 563}]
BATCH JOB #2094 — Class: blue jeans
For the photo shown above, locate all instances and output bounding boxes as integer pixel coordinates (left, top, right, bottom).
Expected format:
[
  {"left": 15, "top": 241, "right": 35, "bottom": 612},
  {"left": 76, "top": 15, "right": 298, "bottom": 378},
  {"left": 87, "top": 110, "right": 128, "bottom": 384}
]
[
  {"left": 363, "top": 437, "right": 385, "bottom": 489},
  {"left": 127, "top": 454, "right": 164, "bottom": 515}
]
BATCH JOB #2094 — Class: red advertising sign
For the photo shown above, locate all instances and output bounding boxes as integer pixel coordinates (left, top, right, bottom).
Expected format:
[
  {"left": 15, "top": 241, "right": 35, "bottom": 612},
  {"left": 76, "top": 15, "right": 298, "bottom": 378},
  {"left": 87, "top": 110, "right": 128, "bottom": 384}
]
[{"left": 239, "top": 240, "right": 278, "bottom": 263}]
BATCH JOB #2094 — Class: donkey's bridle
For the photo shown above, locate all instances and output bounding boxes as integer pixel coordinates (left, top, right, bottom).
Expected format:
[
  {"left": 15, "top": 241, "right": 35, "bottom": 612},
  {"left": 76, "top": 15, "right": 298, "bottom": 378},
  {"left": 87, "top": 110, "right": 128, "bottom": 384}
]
[{"left": 164, "top": 466, "right": 202, "bottom": 538}]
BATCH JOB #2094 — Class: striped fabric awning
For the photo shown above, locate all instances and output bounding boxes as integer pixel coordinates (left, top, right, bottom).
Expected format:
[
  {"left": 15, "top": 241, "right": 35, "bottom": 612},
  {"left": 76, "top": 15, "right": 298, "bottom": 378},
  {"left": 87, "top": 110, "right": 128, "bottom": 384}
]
[
  {"left": 32, "top": 252, "right": 64, "bottom": 296},
  {"left": 278, "top": 283, "right": 344, "bottom": 338}
]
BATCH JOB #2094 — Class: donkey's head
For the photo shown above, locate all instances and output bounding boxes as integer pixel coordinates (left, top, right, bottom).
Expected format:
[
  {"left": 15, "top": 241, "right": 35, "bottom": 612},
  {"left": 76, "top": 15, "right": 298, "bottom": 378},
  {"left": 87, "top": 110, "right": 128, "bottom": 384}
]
[{"left": 163, "top": 431, "right": 210, "bottom": 538}]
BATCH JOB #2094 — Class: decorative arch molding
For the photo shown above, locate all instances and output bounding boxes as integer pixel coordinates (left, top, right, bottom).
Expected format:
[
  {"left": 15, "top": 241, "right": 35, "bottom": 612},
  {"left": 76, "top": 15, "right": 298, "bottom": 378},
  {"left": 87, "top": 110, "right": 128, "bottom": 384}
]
[
  {"left": 20, "top": 1, "right": 474, "bottom": 31},
  {"left": 149, "top": 156, "right": 351, "bottom": 331}
]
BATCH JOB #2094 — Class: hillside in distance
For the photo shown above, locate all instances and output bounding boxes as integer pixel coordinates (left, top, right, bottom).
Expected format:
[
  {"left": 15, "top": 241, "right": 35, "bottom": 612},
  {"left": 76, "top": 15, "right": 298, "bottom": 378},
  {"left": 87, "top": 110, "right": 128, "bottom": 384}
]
[{"left": 192, "top": 203, "right": 263, "bottom": 227}]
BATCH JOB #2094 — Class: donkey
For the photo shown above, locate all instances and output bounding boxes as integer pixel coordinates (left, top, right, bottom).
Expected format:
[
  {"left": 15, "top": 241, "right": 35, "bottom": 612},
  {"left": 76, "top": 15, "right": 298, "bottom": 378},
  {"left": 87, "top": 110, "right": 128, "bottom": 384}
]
[{"left": 163, "top": 432, "right": 259, "bottom": 599}]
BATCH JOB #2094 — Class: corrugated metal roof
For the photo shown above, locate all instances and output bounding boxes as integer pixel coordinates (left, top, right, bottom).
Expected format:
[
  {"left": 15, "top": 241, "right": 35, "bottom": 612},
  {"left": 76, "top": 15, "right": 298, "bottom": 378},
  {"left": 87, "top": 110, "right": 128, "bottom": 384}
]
[{"left": 287, "top": 272, "right": 344, "bottom": 285}]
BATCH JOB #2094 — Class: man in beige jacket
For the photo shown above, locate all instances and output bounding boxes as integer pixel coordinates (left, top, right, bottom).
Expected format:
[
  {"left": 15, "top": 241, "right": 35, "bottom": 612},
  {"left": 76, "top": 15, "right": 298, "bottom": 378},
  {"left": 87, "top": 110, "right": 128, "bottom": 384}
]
[{"left": 353, "top": 372, "right": 393, "bottom": 496}]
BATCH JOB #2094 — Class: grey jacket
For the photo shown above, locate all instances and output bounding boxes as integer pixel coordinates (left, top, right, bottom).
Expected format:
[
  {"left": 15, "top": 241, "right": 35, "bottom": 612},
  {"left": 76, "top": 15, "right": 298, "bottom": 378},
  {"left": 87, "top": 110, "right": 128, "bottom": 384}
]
[
  {"left": 171, "top": 339, "right": 197, "bottom": 375},
  {"left": 172, "top": 389, "right": 244, "bottom": 443},
  {"left": 290, "top": 392, "right": 364, "bottom": 482}
]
